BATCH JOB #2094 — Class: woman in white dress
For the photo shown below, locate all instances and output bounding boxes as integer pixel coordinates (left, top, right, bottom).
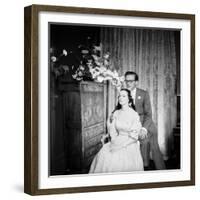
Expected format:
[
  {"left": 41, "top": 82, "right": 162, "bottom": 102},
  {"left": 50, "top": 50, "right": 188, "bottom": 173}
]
[{"left": 89, "top": 88, "right": 144, "bottom": 173}]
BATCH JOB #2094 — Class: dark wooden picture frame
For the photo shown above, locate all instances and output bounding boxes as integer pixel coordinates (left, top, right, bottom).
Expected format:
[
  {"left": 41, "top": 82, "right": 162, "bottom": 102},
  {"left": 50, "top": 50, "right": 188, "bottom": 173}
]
[{"left": 24, "top": 4, "right": 195, "bottom": 195}]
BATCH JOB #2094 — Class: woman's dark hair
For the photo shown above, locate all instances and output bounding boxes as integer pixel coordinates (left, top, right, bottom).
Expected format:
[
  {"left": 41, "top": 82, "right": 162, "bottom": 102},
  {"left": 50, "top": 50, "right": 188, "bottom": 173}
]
[{"left": 112, "top": 88, "right": 135, "bottom": 113}]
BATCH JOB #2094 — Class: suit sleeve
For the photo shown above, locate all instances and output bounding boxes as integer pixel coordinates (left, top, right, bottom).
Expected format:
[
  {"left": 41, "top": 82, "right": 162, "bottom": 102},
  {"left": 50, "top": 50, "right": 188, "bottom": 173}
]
[{"left": 142, "top": 91, "right": 154, "bottom": 135}]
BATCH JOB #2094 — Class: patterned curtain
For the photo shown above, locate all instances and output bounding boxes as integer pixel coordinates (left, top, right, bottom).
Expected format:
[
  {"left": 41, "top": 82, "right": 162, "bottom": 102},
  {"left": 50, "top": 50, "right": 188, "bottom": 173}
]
[{"left": 101, "top": 27, "right": 178, "bottom": 159}]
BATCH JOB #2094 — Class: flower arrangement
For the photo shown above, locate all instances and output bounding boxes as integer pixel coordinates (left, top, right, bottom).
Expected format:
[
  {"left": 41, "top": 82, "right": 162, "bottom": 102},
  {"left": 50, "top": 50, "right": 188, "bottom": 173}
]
[{"left": 50, "top": 37, "right": 124, "bottom": 89}]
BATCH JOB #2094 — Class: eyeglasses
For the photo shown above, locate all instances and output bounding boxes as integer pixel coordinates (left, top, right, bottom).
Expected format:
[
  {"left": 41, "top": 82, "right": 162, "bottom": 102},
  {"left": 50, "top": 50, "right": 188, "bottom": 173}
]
[{"left": 125, "top": 80, "right": 136, "bottom": 83}]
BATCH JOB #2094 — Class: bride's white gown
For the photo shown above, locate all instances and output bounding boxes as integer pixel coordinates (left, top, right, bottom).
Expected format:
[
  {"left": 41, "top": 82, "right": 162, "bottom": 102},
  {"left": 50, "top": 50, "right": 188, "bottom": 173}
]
[{"left": 89, "top": 109, "right": 144, "bottom": 173}]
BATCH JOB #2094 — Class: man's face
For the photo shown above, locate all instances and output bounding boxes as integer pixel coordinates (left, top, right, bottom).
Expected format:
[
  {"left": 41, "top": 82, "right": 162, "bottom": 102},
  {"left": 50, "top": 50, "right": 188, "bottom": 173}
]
[{"left": 125, "top": 74, "right": 138, "bottom": 90}]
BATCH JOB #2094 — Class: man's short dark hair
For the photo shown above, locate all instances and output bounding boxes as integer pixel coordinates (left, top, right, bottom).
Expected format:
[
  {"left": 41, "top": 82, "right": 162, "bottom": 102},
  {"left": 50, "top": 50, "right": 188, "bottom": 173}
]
[{"left": 124, "top": 71, "right": 139, "bottom": 81}]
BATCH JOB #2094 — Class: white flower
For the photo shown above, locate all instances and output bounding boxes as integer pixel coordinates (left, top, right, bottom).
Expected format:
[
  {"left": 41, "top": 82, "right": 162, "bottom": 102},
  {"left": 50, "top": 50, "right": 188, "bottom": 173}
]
[
  {"left": 96, "top": 75, "right": 104, "bottom": 83},
  {"left": 72, "top": 74, "right": 77, "bottom": 79},
  {"left": 78, "top": 71, "right": 83, "bottom": 76},
  {"left": 113, "top": 70, "right": 119, "bottom": 77},
  {"left": 90, "top": 70, "right": 99, "bottom": 79},
  {"left": 92, "top": 54, "right": 98, "bottom": 60},
  {"left": 63, "top": 49, "right": 68, "bottom": 56},
  {"left": 76, "top": 77, "right": 83, "bottom": 81},
  {"left": 79, "top": 65, "right": 85, "bottom": 70},
  {"left": 51, "top": 56, "right": 57, "bottom": 62},
  {"left": 87, "top": 63, "right": 93, "bottom": 68},
  {"left": 94, "top": 67, "right": 101, "bottom": 73},
  {"left": 103, "top": 53, "right": 110, "bottom": 59},
  {"left": 119, "top": 76, "right": 125, "bottom": 82},
  {"left": 95, "top": 61, "right": 101, "bottom": 66},
  {"left": 94, "top": 45, "right": 101, "bottom": 51},
  {"left": 103, "top": 60, "right": 109, "bottom": 66},
  {"left": 104, "top": 76, "right": 112, "bottom": 81},
  {"left": 103, "top": 69, "right": 113, "bottom": 77},
  {"left": 81, "top": 49, "right": 89, "bottom": 54},
  {"left": 99, "top": 66, "right": 107, "bottom": 73}
]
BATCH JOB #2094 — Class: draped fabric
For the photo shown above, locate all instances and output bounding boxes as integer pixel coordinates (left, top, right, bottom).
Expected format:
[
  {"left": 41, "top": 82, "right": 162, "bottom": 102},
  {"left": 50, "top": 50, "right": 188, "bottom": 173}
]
[{"left": 101, "top": 27, "right": 178, "bottom": 159}]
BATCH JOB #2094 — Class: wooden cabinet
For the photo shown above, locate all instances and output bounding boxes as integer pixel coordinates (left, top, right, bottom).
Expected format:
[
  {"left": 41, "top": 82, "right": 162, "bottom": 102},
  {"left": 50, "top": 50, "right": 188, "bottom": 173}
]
[{"left": 59, "top": 81, "right": 107, "bottom": 174}]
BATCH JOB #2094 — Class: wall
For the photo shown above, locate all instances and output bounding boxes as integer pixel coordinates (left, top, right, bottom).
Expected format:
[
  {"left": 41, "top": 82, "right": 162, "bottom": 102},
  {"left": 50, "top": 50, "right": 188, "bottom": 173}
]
[{"left": 0, "top": 0, "right": 199, "bottom": 200}]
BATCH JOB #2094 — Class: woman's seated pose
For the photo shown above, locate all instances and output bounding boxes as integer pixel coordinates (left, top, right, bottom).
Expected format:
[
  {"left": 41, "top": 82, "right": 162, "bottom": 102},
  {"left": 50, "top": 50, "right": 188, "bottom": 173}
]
[{"left": 89, "top": 88, "right": 144, "bottom": 173}]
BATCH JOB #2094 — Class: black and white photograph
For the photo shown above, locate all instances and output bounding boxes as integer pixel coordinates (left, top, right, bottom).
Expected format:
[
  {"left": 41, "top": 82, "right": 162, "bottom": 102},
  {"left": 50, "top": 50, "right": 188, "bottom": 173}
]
[
  {"left": 24, "top": 5, "right": 195, "bottom": 195},
  {"left": 1, "top": 0, "right": 199, "bottom": 199},
  {"left": 49, "top": 23, "right": 181, "bottom": 176}
]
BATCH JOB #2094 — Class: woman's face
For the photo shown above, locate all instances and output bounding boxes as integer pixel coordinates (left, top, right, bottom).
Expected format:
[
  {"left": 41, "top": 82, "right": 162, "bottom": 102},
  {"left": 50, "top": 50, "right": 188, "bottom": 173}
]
[{"left": 118, "top": 90, "right": 129, "bottom": 106}]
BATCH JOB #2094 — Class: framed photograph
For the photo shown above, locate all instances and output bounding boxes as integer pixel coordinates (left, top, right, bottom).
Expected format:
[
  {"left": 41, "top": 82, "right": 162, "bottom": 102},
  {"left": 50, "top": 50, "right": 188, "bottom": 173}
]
[{"left": 24, "top": 4, "right": 195, "bottom": 195}]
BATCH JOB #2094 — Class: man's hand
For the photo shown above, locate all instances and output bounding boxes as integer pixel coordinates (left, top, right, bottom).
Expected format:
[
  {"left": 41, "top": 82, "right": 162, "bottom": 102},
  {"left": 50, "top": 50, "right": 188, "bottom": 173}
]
[{"left": 139, "top": 128, "right": 148, "bottom": 140}]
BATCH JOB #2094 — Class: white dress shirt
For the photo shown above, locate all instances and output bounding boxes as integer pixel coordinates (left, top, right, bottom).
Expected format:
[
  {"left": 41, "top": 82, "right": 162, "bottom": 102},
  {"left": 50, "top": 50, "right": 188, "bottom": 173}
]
[{"left": 131, "top": 88, "right": 136, "bottom": 104}]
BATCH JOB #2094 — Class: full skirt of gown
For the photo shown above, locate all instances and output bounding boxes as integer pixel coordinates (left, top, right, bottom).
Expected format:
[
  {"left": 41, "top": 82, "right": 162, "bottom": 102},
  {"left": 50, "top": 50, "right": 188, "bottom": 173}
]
[{"left": 89, "top": 136, "right": 144, "bottom": 173}]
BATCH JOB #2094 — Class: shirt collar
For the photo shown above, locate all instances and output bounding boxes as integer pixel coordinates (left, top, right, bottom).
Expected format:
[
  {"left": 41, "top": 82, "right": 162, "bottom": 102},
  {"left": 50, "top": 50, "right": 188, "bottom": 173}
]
[{"left": 131, "top": 88, "right": 137, "bottom": 98}]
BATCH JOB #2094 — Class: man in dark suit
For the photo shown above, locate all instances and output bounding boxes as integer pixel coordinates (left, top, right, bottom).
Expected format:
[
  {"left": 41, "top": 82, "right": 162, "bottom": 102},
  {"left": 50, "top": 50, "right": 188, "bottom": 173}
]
[{"left": 125, "top": 71, "right": 166, "bottom": 170}]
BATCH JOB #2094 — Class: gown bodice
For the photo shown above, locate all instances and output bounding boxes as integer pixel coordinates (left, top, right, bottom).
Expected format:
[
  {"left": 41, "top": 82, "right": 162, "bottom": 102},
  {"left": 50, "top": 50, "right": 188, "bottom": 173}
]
[{"left": 109, "top": 109, "right": 142, "bottom": 148}]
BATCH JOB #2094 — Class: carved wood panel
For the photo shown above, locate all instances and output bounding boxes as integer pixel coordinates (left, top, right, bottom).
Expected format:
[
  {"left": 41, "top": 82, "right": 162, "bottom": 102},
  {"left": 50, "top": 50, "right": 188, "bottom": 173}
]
[{"left": 61, "top": 81, "right": 106, "bottom": 174}]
